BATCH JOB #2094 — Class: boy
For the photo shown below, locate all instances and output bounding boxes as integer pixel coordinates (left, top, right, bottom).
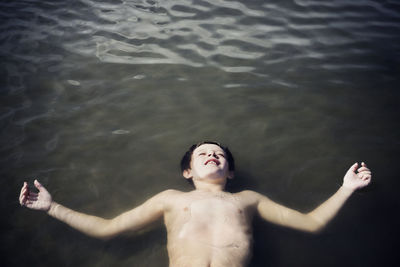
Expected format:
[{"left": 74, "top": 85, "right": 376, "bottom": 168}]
[{"left": 19, "top": 141, "right": 372, "bottom": 267}]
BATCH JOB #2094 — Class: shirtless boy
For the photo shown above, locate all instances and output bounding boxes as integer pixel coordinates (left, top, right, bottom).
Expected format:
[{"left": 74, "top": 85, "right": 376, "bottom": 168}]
[{"left": 19, "top": 141, "right": 372, "bottom": 267}]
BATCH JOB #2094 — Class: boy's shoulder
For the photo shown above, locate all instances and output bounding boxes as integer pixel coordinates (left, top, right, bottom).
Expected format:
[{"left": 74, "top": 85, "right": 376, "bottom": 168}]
[
  {"left": 156, "top": 189, "right": 262, "bottom": 202},
  {"left": 157, "top": 189, "right": 186, "bottom": 198},
  {"left": 233, "top": 190, "right": 264, "bottom": 205},
  {"left": 159, "top": 189, "right": 260, "bottom": 196},
  {"left": 234, "top": 189, "right": 259, "bottom": 197}
]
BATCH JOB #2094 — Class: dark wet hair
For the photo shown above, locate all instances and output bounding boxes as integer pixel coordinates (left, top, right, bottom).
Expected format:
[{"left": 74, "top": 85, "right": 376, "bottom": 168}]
[{"left": 180, "top": 141, "right": 235, "bottom": 186}]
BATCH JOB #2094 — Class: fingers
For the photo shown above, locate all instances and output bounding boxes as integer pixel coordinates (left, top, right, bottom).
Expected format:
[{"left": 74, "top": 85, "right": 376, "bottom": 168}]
[
  {"left": 357, "top": 162, "right": 372, "bottom": 176},
  {"left": 20, "top": 192, "right": 26, "bottom": 206},
  {"left": 348, "top": 161, "right": 371, "bottom": 174},
  {"left": 362, "top": 176, "right": 371, "bottom": 186},
  {"left": 361, "top": 162, "right": 367, "bottom": 167},
  {"left": 26, "top": 194, "right": 38, "bottom": 202},
  {"left": 358, "top": 168, "right": 370, "bottom": 173},
  {"left": 20, "top": 181, "right": 27, "bottom": 194},
  {"left": 356, "top": 166, "right": 372, "bottom": 187},
  {"left": 359, "top": 172, "right": 371, "bottom": 181},
  {"left": 348, "top": 162, "right": 358, "bottom": 173},
  {"left": 34, "top": 179, "right": 48, "bottom": 194},
  {"left": 358, "top": 172, "right": 371, "bottom": 178},
  {"left": 34, "top": 179, "right": 42, "bottom": 190},
  {"left": 19, "top": 182, "right": 28, "bottom": 206},
  {"left": 20, "top": 191, "right": 29, "bottom": 206},
  {"left": 19, "top": 181, "right": 40, "bottom": 207}
]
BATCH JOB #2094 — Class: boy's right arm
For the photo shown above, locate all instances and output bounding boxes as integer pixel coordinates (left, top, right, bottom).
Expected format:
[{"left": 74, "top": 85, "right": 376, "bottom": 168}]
[{"left": 19, "top": 180, "right": 175, "bottom": 240}]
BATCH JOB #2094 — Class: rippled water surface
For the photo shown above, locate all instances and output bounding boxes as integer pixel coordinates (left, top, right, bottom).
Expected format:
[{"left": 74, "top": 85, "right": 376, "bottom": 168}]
[{"left": 1, "top": 0, "right": 400, "bottom": 266}]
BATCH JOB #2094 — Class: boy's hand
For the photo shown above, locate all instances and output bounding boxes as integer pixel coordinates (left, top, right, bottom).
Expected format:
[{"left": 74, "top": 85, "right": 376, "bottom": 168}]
[
  {"left": 342, "top": 162, "right": 372, "bottom": 191},
  {"left": 19, "top": 180, "right": 52, "bottom": 212}
]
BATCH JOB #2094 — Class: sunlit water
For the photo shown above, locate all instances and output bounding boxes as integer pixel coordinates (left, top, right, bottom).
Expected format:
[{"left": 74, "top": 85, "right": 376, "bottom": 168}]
[{"left": 1, "top": 0, "right": 399, "bottom": 266}]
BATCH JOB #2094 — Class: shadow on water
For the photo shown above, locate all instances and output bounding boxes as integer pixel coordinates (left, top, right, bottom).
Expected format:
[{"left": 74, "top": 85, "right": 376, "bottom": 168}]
[
  {"left": 98, "top": 226, "right": 168, "bottom": 267},
  {"left": 7, "top": 211, "right": 168, "bottom": 267},
  {"left": 225, "top": 170, "right": 260, "bottom": 193}
]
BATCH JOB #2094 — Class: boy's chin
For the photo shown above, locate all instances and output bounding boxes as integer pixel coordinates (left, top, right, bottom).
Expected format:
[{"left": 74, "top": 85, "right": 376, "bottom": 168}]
[
  {"left": 204, "top": 170, "right": 227, "bottom": 178},
  {"left": 199, "top": 175, "right": 227, "bottom": 182}
]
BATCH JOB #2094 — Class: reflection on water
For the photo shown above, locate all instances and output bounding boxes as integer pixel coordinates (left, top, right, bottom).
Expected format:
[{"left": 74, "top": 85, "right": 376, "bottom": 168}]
[{"left": 1, "top": 0, "right": 399, "bottom": 266}]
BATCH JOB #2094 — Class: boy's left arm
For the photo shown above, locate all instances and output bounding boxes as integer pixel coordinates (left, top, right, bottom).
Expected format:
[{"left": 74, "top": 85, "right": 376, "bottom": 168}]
[{"left": 252, "top": 162, "right": 371, "bottom": 233}]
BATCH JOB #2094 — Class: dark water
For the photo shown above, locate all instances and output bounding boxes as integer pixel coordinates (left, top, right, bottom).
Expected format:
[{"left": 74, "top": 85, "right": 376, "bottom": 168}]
[{"left": 1, "top": 0, "right": 399, "bottom": 266}]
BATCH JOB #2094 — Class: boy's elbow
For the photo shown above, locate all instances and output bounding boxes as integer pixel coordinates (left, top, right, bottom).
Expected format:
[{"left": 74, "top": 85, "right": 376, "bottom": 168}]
[
  {"left": 87, "top": 219, "right": 117, "bottom": 240},
  {"left": 306, "top": 224, "right": 324, "bottom": 234},
  {"left": 304, "top": 214, "right": 326, "bottom": 234},
  {"left": 93, "top": 229, "right": 115, "bottom": 240},
  {"left": 96, "top": 233, "right": 114, "bottom": 241},
  {"left": 84, "top": 231, "right": 113, "bottom": 240},
  {"left": 91, "top": 232, "right": 119, "bottom": 241}
]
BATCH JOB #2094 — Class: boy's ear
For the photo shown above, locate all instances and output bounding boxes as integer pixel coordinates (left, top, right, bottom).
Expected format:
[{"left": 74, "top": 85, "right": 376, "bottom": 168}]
[
  {"left": 228, "top": 171, "right": 234, "bottom": 179},
  {"left": 183, "top": 169, "right": 192, "bottom": 179}
]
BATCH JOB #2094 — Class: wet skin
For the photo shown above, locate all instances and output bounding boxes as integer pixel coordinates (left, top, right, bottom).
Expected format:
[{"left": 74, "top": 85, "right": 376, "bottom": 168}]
[
  {"left": 19, "top": 144, "right": 372, "bottom": 267},
  {"left": 163, "top": 190, "right": 256, "bottom": 267}
]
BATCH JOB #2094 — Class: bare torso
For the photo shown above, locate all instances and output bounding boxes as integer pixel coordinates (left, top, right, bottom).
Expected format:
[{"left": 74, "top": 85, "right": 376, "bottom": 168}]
[{"left": 163, "top": 190, "right": 256, "bottom": 267}]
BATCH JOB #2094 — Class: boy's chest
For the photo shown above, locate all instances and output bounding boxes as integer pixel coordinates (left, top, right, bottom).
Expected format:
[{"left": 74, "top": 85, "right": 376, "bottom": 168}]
[
  {"left": 187, "top": 197, "right": 247, "bottom": 225},
  {"left": 165, "top": 194, "right": 254, "bottom": 247}
]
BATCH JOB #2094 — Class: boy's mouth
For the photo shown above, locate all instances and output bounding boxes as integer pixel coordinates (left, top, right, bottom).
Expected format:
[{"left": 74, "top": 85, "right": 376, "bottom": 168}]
[{"left": 205, "top": 159, "right": 220, "bottom": 166}]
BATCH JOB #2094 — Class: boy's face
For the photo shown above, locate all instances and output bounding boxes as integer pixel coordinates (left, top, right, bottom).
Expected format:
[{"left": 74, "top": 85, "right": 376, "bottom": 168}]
[{"left": 183, "top": 143, "right": 233, "bottom": 183}]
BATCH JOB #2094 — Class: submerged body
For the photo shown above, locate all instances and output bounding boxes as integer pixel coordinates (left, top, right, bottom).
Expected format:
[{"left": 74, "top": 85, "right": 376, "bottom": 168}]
[
  {"left": 19, "top": 142, "right": 372, "bottom": 267},
  {"left": 164, "top": 190, "right": 255, "bottom": 267}
]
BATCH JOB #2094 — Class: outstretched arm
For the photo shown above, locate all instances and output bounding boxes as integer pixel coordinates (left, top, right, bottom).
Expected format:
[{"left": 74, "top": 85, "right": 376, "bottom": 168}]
[
  {"left": 252, "top": 162, "right": 372, "bottom": 233},
  {"left": 19, "top": 180, "right": 175, "bottom": 239}
]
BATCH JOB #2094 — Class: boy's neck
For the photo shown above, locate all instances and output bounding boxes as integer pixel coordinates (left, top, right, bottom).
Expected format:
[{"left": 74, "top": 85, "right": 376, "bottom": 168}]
[{"left": 193, "top": 180, "right": 226, "bottom": 192}]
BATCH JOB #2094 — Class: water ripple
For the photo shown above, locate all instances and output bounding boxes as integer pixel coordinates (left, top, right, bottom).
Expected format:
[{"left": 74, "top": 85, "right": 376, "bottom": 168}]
[{"left": 1, "top": 0, "right": 399, "bottom": 74}]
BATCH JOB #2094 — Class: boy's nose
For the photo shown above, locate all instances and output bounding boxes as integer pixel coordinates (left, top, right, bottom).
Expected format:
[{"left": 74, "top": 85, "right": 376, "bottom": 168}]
[{"left": 208, "top": 151, "right": 218, "bottom": 158}]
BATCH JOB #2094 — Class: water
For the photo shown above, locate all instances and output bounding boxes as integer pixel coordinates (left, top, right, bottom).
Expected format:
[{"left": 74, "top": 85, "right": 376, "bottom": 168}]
[{"left": 1, "top": 0, "right": 399, "bottom": 266}]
